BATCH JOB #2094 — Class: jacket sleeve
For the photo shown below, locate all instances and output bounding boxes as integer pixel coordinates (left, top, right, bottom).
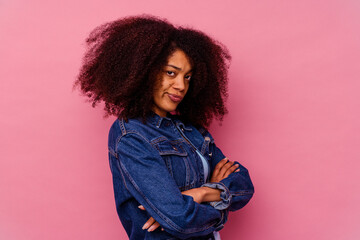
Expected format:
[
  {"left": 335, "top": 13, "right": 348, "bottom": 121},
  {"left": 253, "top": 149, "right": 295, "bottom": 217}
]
[
  {"left": 200, "top": 128, "right": 254, "bottom": 212},
  {"left": 113, "top": 132, "right": 227, "bottom": 239}
]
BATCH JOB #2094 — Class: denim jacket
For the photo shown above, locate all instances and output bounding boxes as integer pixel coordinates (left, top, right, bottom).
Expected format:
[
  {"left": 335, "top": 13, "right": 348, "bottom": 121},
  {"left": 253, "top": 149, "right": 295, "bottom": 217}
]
[{"left": 107, "top": 112, "right": 254, "bottom": 239}]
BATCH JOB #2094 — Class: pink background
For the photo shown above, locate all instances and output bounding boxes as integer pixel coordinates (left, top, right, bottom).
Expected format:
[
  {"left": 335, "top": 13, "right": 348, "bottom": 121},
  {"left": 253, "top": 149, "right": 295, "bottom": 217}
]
[{"left": 1, "top": 0, "right": 359, "bottom": 239}]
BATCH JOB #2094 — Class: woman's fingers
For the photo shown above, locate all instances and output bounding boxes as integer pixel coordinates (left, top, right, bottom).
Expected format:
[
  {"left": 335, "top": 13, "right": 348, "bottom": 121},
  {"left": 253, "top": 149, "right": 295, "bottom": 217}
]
[
  {"left": 224, "top": 163, "right": 239, "bottom": 178},
  {"left": 142, "top": 217, "right": 161, "bottom": 232},
  {"left": 211, "top": 158, "right": 228, "bottom": 180},
  {"left": 139, "top": 206, "right": 163, "bottom": 232},
  {"left": 213, "top": 158, "right": 228, "bottom": 173},
  {"left": 218, "top": 160, "right": 235, "bottom": 178},
  {"left": 147, "top": 220, "right": 161, "bottom": 232},
  {"left": 142, "top": 217, "right": 156, "bottom": 230}
]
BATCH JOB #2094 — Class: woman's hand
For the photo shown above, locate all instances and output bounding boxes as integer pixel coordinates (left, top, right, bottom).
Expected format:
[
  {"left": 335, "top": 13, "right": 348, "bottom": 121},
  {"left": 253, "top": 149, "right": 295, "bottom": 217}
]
[
  {"left": 210, "top": 157, "right": 240, "bottom": 183},
  {"left": 138, "top": 205, "right": 164, "bottom": 232}
]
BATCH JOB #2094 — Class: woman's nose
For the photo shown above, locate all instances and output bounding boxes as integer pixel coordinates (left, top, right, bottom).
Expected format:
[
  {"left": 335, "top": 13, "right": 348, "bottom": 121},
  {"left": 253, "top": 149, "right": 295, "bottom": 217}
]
[{"left": 172, "top": 76, "right": 186, "bottom": 91}]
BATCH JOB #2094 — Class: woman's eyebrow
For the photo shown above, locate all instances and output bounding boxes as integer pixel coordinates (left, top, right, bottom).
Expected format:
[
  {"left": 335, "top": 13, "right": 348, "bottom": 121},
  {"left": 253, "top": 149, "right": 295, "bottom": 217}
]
[
  {"left": 166, "top": 64, "right": 182, "bottom": 70},
  {"left": 166, "top": 65, "right": 193, "bottom": 73}
]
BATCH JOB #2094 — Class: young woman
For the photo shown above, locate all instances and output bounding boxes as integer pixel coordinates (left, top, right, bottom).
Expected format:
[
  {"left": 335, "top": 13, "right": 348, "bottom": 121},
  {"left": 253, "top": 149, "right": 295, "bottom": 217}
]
[{"left": 74, "top": 15, "right": 254, "bottom": 240}]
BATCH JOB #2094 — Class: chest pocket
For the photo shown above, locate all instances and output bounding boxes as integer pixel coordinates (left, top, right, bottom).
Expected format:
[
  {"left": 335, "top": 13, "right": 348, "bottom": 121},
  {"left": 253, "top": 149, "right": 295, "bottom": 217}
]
[{"left": 153, "top": 139, "right": 197, "bottom": 191}]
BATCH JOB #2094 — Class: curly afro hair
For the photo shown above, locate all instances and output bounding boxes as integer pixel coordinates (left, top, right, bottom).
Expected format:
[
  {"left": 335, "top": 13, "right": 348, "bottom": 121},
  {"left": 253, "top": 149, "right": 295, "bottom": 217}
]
[{"left": 73, "top": 14, "right": 231, "bottom": 128}]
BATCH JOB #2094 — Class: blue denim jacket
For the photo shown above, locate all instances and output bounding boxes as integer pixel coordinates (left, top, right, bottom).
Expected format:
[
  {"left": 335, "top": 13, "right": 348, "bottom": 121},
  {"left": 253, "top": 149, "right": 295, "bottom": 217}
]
[{"left": 107, "top": 112, "right": 254, "bottom": 239}]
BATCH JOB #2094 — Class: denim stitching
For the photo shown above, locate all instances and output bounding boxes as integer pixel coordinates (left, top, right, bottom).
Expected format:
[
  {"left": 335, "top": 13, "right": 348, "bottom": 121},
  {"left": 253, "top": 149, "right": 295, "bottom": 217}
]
[
  {"left": 108, "top": 152, "right": 114, "bottom": 173},
  {"left": 117, "top": 131, "right": 150, "bottom": 146},
  {"left": 183, "top": 155, "right": 190, "bottom": 186},
  {"left": 112, "top": 120, "right": 233, "bottom": 235},
  {"left": 153, "top": 139, "right": 196, "bottom": 189},
  {"left": 158, "top": 139, "right": 199, "bottom": 189},
  {"left": 216, "top": 210, "right": 224, "bottom": 229},
  {"left": 117, "top": 132, "right": 220, "bottom": 234},
  {"left": 116, "top": 133, "right": 184, "bottom": 232},
  {"left": 201, "top": 137, "right": 210, "bottom": 155},
  {"left": 186, "top": 155, "right": 197, "bottom": 186},
  {"left": 118, "top": 160, "right": 182, "bottom": 232},
  {"left": 165, "top": 156, "right": 174, "bottom": 178},
  {"left": 231, "top": 190, "right": 255, "bottom": 195},
  {"left": 119, "top": 158, "right": 219, "bottom": 234},
  {"left": 151, "top": 136, "right": 168, "bottom": 144},
  {"left": 153, "top": 140, "right": 187, "bottom": 156},
  {"left": 217, "top": 182, "right": 231, "bottom": 199},
  {"left": 118, "top": 118, "right": 127, "bottom": 135},
  {"left": 108, "top": 147, "right": 117, "bottom": 158},
  {"left": 115, "top": 157, "right": 128, "bottom": 190}
]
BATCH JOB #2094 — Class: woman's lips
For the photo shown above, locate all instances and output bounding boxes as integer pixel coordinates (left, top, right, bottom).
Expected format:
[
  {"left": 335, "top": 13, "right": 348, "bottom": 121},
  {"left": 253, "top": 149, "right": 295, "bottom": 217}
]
[{"left": 167, "top": 93, "right": 183, "bottom": 102}]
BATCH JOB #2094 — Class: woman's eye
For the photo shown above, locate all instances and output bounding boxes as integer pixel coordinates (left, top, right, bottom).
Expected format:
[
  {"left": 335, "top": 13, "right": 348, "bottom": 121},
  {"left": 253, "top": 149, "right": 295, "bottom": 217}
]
[
  {"left": 185, "top": 75, "right": 192, "bottom": 81},
  {"left": 166, "top": 71, "right": 175, "bottom": 76}
]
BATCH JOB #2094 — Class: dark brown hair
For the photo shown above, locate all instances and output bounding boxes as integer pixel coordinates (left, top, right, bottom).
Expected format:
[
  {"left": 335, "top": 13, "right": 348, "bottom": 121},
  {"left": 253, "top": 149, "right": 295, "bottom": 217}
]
[{"left": 73, "top": 14, "right": 231, "bottom": 128}]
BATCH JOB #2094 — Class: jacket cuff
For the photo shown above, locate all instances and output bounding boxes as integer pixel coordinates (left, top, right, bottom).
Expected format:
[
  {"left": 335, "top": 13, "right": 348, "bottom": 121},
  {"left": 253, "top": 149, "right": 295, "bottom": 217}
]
[{"left": 201, "top": 182, "right": 232, "bottom": 210}]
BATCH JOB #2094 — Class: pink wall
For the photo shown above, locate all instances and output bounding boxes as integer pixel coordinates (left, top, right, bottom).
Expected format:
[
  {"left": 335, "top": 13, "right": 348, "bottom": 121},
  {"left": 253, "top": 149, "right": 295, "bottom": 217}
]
[{"left": 1, "top": 0, "right": 359, "bottom": 239}]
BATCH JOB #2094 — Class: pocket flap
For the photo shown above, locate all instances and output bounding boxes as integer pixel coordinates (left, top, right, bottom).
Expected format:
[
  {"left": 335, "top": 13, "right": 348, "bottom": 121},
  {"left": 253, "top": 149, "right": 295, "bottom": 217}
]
[{"left": 154, "top": 140, "right": 188, "bottom": 156}]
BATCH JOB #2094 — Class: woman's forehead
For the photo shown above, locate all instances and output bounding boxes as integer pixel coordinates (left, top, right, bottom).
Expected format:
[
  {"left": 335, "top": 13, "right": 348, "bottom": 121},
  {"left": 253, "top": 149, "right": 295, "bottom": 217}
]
[{"left": 166, "top": 49, "right": 193, "bottom": 70}]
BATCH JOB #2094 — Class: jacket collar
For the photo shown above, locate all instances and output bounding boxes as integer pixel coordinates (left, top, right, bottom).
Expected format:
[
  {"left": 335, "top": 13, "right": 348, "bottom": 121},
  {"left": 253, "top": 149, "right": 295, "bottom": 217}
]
[
  {"left": 147, "top": 111, "right": 177, "bottom": 128},
  {"left": 147, "top": 111, "right": 193, "bottom": 131}
]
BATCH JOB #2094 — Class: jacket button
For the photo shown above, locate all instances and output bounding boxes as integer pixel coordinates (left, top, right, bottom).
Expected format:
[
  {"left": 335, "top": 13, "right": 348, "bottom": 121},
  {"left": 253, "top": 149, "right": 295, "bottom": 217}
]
[
  {"left": 209, "top": 152, "right": 212, "bottom": 157},
  {"left": 172, "top": 146, "right": 177, "bottom": 151}
]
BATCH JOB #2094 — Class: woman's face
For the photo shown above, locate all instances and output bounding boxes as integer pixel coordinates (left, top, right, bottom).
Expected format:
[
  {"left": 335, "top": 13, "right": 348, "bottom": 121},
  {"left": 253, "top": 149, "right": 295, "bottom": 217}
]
[{"left": 152, "top": 49, "right": 193, "bottom": 117}]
